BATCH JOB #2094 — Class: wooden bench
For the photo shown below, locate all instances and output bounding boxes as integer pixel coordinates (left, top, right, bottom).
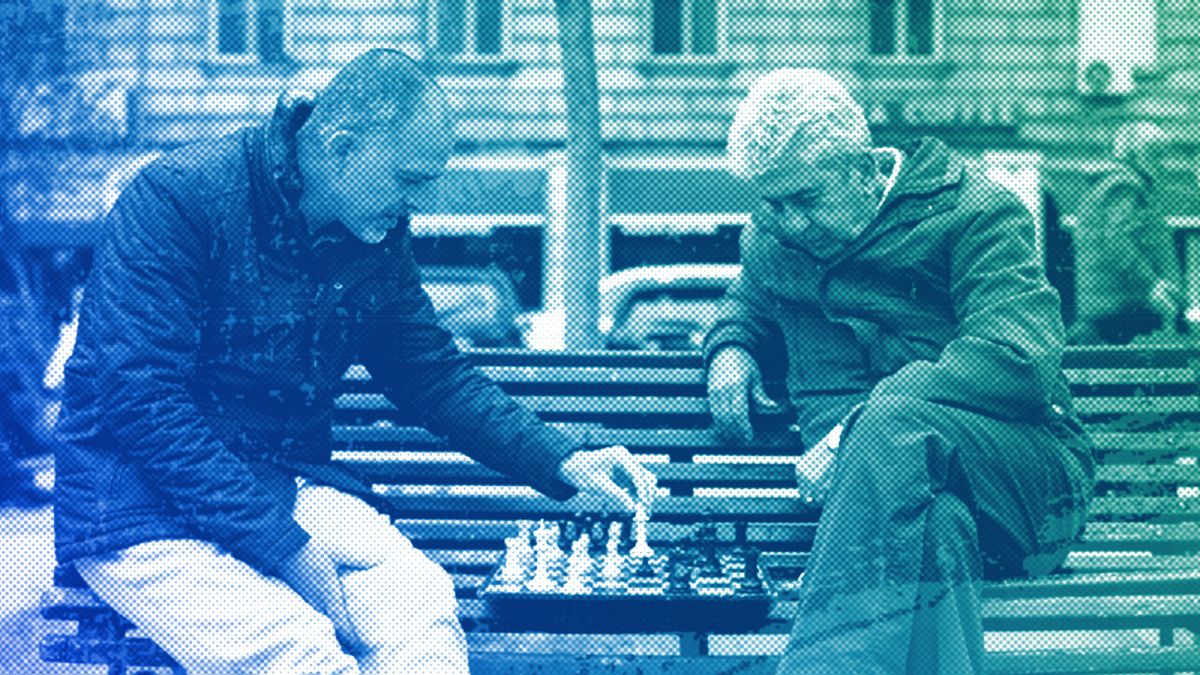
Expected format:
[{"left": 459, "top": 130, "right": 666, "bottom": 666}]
[{"left": 40, "top": 344, "right": 1200, "bottom": 674}]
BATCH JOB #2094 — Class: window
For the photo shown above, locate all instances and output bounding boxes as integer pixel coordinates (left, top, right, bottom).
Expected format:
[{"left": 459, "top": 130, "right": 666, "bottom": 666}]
[
  {"left": 650, "top": 0, "right": 724, "bottom": 57},
  {"left": 430, "top": 0, "right": 508, "bottom": 57},
  {"left": 208, "top": 0, "right": 289, "bottom": 64},
  {"left": 868, "top": 0, "right": 941, "bottom": 58}
]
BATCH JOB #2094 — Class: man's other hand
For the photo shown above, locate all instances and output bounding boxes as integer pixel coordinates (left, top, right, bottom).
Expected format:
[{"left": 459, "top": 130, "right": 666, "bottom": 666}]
[
  {"left": 795, "top": 424, "right": 841, "bottom": 505},
  {"left": 558, "top": 445, "right": 658, "bottom": 514},
  {"left": 707, "top": 346, "right": 781, "bottom": 444},
  {"left": 277, "top": 539, "right": 363, "bottom": 648}
]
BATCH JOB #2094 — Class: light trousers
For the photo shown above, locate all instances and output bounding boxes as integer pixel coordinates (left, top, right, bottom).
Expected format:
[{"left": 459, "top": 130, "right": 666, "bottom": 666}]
[
  {"left": 777, "top": 395, "right": 1093, "bottom": 675},
  {"left": 76, "top": 482, "right": 468, "bottom": 675}
]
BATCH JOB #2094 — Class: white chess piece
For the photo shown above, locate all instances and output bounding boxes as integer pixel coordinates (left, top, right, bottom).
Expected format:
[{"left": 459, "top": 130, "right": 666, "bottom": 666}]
[
  {"left": 629, "top": 503, "right": 655, "bottom": 559},
  {"left": 561, "top": 533, "right": 593, "bottom": 594},
  {"left": 526, "top": 521, "right": 558, "bottom": 592},
  {"left": 600, "top": 521, "right": 624, "bottom": 582},
  {"left": 498, "top": 536, "right": 528, "bottom": 583}
]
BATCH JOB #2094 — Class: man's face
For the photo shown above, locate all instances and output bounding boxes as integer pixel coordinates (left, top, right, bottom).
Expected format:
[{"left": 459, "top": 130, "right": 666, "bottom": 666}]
[
  {"left": 310, "top": 92, "right": 454, "bottom": 244},
  {"left": 750, "top": 153, "right": 882, "bottom": 260}
]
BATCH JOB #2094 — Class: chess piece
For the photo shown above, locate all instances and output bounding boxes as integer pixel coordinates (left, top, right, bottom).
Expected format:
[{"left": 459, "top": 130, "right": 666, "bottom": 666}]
[
  {"left": 517, "top": 520, "right": 534, "bottom": 548},
  {"left": 693, "top": 521, "right": 732, "bottom": 596},
  {"left": 629, "top": 503, "right": 655, "bottom": 559},
  {"left": 738, "top": 548, "right": 764, "bottom": 595},
  {"left": 627, "top": 555, "right": 664, "bottom": 595},
  {"left": 526, "top": 521, "right": 560, "bottom": 592},
  {"left": 561, "top": 533, "right": 593, "bottom": 594},
  {"left": 558, "top": 519, "right": 578, "bottom": 552},
  {"left": 589, "top": 519, "right": 607, "bottom": 557},
  {"left": 667, "top": 548, "right": 693, "bottom": 595},
  {"left": 597, "top": 521, "right": 624, "bottom": 589},
  {"left": 498, "top": 535, "right": 529, "bottom": 584}
]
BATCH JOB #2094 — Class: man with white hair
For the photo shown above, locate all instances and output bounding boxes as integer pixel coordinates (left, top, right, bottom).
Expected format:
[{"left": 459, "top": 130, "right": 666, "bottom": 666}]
[
  {"left": 1069, "top": 120, "right": 1182, "bottom": 344},
  {"left": 704, "top": 69, "right": 1094, "bottom": 673}
]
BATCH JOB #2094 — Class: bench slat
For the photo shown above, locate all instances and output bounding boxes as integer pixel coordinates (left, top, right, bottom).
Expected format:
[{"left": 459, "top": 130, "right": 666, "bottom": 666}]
[
  {"left": 1089, "top": 496, "right": 1200, "bottom": 518},
  {"left": 338, "top": 393, "right": 713, "bottom": 417},
  {"left": 334, "top": 425, "right": 805, "bottom": 452},
  {"left": 348, "top": 456, "right": 1198, "bottom": 488},
  {"left": 350, "top": 460, "right": 799, "bottom": 486},
  {"left": 1076, "top": 395, "right": 1200, "bottom": 415},
  {"left": 379, "top": 492, "right": 816, "bottom": 520}
]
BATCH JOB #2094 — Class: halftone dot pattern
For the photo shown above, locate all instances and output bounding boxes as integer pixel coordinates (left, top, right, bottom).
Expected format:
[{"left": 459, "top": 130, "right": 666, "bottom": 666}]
[{"left": 1, "top": 0, "right": 1200, "bottom": 672}]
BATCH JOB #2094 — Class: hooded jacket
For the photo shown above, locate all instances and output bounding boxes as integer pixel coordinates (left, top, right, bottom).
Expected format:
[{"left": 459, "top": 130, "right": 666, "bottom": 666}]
[
  {"left": 55, "top": 93, "right": 579, "bottom": 573},
  {"left": 704, "top": 138, "right": 1075, "bottom": 428}
]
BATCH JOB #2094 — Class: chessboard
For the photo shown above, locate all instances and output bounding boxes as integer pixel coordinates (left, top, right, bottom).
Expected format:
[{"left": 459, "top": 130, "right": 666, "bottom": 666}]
[{"left": 477, "top": 509, "right": 772, "bottom": 632}]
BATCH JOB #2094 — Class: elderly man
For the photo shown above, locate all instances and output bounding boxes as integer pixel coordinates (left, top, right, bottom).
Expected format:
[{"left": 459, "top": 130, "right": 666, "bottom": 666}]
[
  {"left": 54, "top": 49, "right": 656, "bottom": 675},
  {"left": 1069, "top": 120, "right": 1183, "bottom": 344},
  {"left": 704, "top": 69, "right": 1094, "bottom": 674}
]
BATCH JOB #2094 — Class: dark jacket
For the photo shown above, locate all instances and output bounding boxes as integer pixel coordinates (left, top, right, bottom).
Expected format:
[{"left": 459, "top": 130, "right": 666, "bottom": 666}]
[
  {"left": 704, "top": 138, "right": 1076, "bottom": 431},
  {"left": 55, "top": 94, "right": 579, "bottom": 573},
  {"left": 1069, "top": 162, "right": 1181, "bottom": 344}
]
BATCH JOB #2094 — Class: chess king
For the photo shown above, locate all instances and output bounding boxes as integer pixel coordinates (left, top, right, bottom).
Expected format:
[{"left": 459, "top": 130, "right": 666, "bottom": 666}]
[{"left": 704, "top": 69, "right": 1095, "bottom": 674}]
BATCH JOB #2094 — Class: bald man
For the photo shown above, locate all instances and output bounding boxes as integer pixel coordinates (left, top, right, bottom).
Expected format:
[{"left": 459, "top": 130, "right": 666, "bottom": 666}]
[
  {"left": 54, "top": 49, "right": 656, "bottom": 675},
  {"left": 704, "top": 69, "right": 1094, "bottom": 674}
]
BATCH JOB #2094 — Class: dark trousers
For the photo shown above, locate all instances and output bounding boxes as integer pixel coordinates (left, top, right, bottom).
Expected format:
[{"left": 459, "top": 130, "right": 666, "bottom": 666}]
[{"left": 776, "top": 394, "right": 1094, "bottom": 675}]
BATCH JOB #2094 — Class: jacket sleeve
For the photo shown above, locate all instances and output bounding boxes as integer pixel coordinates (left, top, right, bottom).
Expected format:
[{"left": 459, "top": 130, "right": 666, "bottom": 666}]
[
  {"left": 702, "top": 212, "right": 790, "bottom": 380},
  {"left": 870, "top": 185, "right": 1069, "bottom": 421},
  {"left": 86, "top": 164, "right": 310, "bottom": 572},
  {"left": 358, "top": 235, "right": 580, "bottom": 500}
]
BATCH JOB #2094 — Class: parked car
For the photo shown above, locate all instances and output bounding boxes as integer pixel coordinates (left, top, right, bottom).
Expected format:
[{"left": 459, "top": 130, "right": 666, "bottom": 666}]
[
  {"left": 600, "top": 264, "right": 739, "bottom": 351},
  {"left": 420, "top": 265, "right": 525, "bottom": 348}
]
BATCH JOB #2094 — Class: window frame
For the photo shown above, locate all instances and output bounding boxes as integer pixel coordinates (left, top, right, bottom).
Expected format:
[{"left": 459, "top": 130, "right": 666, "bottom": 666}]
[
  {"left": 646, "top": 0, "right": 729, "bottom": 62},
  {"left": 866, "top": 0, "right": 944, "bottom": 62},
  {"left": 426, "top": 0, "right": 514, "bottom": 61},
  {"left": 206, "top": 0, "right": 295, "bottom": 65}
]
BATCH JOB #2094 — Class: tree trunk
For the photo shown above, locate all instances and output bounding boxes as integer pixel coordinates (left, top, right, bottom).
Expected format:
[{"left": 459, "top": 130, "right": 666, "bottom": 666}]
[{"left": 551, "top": 0, "right": 604, "bottom": 350}]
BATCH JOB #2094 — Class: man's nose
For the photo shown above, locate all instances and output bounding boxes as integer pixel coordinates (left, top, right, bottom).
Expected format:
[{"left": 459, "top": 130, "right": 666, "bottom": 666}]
[
  {"left": 405, "top": 181, "right": 439, "bottom": 214},
  {"left": 783, "top": 204, "right": 813, "bottom": 234}
]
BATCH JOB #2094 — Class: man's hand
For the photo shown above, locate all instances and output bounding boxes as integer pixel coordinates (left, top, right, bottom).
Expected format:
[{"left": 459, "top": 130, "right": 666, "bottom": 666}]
[
  {"left": 795, "top": 424, "right": 841, "bottom": 505},
  {"left": 707, "top": 346, "right": 782, "bottom": 444},
  {"left": 277, "top": 539, "right": 364, "bottom": 648},
  {"left": 558, "top": 445, "right": 657, "bottom": 514}
]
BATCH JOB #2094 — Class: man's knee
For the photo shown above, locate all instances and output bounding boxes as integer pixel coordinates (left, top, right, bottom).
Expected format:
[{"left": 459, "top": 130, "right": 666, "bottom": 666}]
[
  {"left": 837, "top": 395, "right": 950, "bottom": 472},
  {"left": 346, "top": 547, "right": 461, "bottom": 647}
]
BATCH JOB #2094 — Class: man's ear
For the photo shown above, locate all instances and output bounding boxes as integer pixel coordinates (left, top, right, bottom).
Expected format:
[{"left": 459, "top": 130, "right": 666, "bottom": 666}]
[{"left": 324, "top": 130, "right": 358, "bottom": 166}]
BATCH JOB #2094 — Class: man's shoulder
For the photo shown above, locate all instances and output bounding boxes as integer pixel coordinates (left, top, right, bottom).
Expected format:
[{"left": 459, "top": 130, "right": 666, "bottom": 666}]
[{"left": 141, "top": 128, "right": 256, "bottom": 205}]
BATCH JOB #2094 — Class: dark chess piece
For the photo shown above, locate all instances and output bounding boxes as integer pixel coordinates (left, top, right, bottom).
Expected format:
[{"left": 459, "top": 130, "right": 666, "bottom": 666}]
[
  {"left": 733, "top": 521, "right": 749, "bottom": 550},
  {"left": 698, "top": 524, "right": 722, "bottom": 576},
  {"left": 738, "top": 548, "right": 764, "bottom": 595},
  {"left": 558, "top": 518, "right": 578, "bottom": 552},
  {"left": 667, "top": 549, "right": 693, "bottom": 595},
  {"left": 633, "top": 555, "right": 657, "bottom": 581},
  {"left": 589, "top": 518, "right": 607, "bottom": 557}
]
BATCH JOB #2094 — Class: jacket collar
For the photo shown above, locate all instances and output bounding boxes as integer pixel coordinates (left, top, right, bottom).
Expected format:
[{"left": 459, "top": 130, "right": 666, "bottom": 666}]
[
  {"left": 882, "top": 137, "right": 964, "bottom": 209},
  {"left": 256, "top": 90, "right": 350, "bottom": 259}
]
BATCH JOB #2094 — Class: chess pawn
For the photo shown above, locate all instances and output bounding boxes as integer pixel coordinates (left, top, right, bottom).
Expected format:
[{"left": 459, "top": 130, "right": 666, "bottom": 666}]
[
  {"left": 498, "top": 535, "right": 529, "bottom": 583},
  {"left": 627, "top": 556, "right": 664, "bottom": 595},
  {"left": 667, "top": 549, "right": 693, "bottom": 595},
  {"left": 597, "top": 522, "right": 624, "bottom": 588},
  {"left": 589, "top": 519, "right": 607, "bottom": 557},
  {"left": 561, "top": 533, "right": 593, "bottom": 595},
  {"left": 525, "top": 542, "right": 558, "bottom": 593}
]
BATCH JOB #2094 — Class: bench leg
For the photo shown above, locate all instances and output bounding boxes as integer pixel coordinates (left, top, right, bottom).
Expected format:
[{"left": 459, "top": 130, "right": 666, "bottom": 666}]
[{"left": 678, "top": 631, "right": 707, "bottom": 657}]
